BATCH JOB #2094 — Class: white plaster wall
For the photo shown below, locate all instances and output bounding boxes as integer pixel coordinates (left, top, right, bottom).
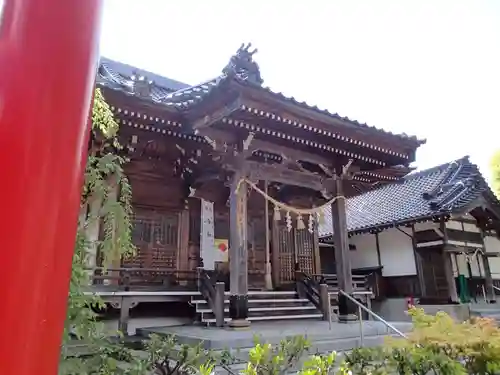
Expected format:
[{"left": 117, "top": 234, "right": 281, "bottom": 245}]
[
  {"left": 378, "top": 228, "right": 416, "bottom": 276},
  {"left": 414, "top": 221, "right": 439, "bottom": 231},
  {"left": 451, "top": 251, "right": 485, "bottom": 277},
  {"left": 464, "top": 222, "right": 481, "bottom": 233},
  {"left": 352, "top": 228, "right": 416, "bottom": 277},
  {"left": 485, "top": 235, "right": 500, "bottom": 278},
  {"left": 349, "top": 234, "right": 379, "bottom": 269},
  {"left": 470, "top": 254, "right": 484, "bottom": 277}
]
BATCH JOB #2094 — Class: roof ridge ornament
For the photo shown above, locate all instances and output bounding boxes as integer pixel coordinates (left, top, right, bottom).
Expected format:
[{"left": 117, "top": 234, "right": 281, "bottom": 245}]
[
  {"left": 130, "top": 70, "right": 154, "bottom": 97},
  {"left": 222, "top": 43, "right": 263, "bottom": 85}
]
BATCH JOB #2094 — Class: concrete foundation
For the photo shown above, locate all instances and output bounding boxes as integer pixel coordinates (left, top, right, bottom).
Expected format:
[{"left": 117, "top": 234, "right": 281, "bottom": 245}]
[
  {"left": 138, "top": 320, "right": 413, "bottom": 353},
  {"left": 372, "top": 298, "right": 471, "bottom": 322}
]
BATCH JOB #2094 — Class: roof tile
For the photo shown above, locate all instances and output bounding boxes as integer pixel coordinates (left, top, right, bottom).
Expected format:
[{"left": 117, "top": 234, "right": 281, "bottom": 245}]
[{"left": 319, "top": 156, "right": 499, "bottom": 237}]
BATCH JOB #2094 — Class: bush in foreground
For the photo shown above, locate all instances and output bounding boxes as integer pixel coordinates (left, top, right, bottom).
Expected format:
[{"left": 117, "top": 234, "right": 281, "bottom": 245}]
[{"left": 346, "top": 307, "right": 500, "bottom": 375}]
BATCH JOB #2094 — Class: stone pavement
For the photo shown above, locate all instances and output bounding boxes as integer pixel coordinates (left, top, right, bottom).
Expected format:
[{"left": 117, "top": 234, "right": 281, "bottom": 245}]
[{"left": 139, "top": 320, "right": 413, "bottom": 351}]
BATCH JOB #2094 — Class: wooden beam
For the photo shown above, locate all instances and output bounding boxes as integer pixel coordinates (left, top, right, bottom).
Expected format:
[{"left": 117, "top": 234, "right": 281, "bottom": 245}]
[
  {"left": 225, "top": 159, "right": 327, "bottom": 191},
  {"left": 195, "top": 127, "right": 335, "bottom": 167},
  {"left": 190, "top": 95, "right": 242, "bottom": 130}
]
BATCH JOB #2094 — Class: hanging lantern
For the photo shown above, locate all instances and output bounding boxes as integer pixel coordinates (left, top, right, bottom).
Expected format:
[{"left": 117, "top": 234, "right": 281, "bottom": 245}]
[
  {"left": 273, "top": 205, "right": 281, "bottom": 221},
  {"left": 286, "top": 211, "right": 292, "bottom": 232},
  {"left": 297, "top": 215, "right": 305, "bottom": 230}
]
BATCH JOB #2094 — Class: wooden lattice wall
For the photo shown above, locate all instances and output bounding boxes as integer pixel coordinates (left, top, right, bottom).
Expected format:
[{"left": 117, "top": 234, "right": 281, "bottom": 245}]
[
  {"left": 272, "top": 222, "right": 317, "bottom": 285},
  {"left": 123, "top": 210, "right": 179, "bottom": 270}
]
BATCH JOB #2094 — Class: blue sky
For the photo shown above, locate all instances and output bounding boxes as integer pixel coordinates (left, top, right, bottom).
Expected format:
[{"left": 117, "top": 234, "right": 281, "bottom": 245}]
[{"left": 100, "top": 0, "right": 500, "bottom": 179}]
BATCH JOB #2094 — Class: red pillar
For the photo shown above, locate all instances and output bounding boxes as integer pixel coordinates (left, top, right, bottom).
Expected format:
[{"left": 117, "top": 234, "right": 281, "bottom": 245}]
[{"left": 0, "top": 1, "right": 103, "bottom": 374}]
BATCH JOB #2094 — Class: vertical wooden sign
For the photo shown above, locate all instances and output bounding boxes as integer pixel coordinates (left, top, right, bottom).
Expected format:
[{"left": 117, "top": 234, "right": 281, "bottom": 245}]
[{"left": 200, "top": 199, "right": 215, "bottom": 270}]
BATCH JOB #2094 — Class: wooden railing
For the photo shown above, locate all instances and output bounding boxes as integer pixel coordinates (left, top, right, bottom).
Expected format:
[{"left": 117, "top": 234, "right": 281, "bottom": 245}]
[
  {"left": 89, "top": 267, "right": 198, "bottom": 290},
  {"left": 197, "top": 269, "right": 225, "bottom": 327},
  {"left": 296, "top": 272, "right": 374, "bottom": 321},
  {"left": 311, "top": 273, "right": 369, "bottom": 291},
  {"left": 296, "top": 271, "right": 322, "bottom": 310}
]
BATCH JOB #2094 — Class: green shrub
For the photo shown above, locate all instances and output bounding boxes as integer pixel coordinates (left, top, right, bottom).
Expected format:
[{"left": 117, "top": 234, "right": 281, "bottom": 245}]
[{"left": 345, "top": 307, "right": 500, "bottom": 375}]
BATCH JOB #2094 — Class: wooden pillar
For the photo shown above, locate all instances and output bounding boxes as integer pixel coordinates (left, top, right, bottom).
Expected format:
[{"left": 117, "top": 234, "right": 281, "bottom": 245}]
[
  {"left": 441, "top": 220, "right": 459, "bottom": 303},
  {"left": 271, "top": 220, "right": 281, "bottom": 288},
  {"left": 482, "top": 253, "right": 496, "bottom": 302},
  {"left": 313, "top": 221, "right": 321, "bottom": 274},
  {"left": 263, "top": 180, "right": 273, "bottom": 290},
  {"left": 442, "top": 250, "right": 460, "bottom": 303},
  {"left": 229, "top": 173, "right": 250, "bottom": 328},
  {"left": 480, "top": 230, "right": 496, "bottom": 302},
  {"left": 330, "top": 177, "right": 356, "bottom": 321},
  {"left": 411, "top": 224, "right": 427, "bottom": 297},
  {"left": 319, "top": 283, "right": 331, "bottom": 321},
  {"left": 177, "top": 208, "right": 190, "bottom": 286},
  {"left": 331, "top": 178, "right": 352, "bottom": 292}
]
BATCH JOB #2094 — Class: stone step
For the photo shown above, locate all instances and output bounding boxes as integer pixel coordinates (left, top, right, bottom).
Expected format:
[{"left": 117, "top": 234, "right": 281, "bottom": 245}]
[
  {"left": 202, "top": 313, "right": 324, "bottom": 324},
  {"left": 191, "top": 298, "right": 311, "bottom": 305},
  {"left": 197, "top": 305, "right": 318, "bottom": 314},
  {"left": 192, "top": 291, "right": 324, "bottom": 325}
]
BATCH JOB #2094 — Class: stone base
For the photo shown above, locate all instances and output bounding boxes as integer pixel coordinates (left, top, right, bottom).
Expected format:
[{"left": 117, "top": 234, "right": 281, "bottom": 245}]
[
  {"left": 229, "top": 319, "right": 250, "bottom": 330},
  {"left": 338, "top": 314, "right": 358, "bottom": 323}
]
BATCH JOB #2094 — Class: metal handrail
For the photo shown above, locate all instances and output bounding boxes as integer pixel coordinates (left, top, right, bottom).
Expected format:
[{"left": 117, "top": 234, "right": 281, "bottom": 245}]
[
  {"left": 493, "top": 285, "right": 500, "bottom": 292},
  {"left": 335, "top": 289, "right": 408, "bottom": 345}
]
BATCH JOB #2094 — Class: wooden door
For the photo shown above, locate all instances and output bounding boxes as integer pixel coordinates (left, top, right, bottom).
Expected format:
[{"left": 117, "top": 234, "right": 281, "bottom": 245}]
[
  {"left": 419, "top": 248, "right": 448, "bottom": 298},
  {"left": 124, "top": 210, "right": 180, "bottom": 270},
  {"left": 295, "top": 229, "right": 315, "bottom": 274},
  {"left": 273, "top": 223, "right": 316, "bottom": 285},
  {"left": 248, "top": 217, "right": 266, "bottom": 288}
]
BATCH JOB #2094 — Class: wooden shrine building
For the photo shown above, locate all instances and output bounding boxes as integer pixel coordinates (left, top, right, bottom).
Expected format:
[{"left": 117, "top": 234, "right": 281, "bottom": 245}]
[
  {"left": 319, "top": 156, "right": 500, "bottom": 308},
  {"left": 95, "top": 44, "right": 425, "bottom": 325}
]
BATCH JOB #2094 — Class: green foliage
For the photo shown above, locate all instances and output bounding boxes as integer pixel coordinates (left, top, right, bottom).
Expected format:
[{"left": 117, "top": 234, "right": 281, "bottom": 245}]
[
  {"left": 92, "top": 88, "right": 119, "bottom": 139},
  {"left": 60, "top": 88, "right": 136, "bottom": 374},
  {"left": 345, "top": 308, "right": 500, "bottom": 375},
  {"left": 491, "top": 150, "right": 500, "bottom": 197}
]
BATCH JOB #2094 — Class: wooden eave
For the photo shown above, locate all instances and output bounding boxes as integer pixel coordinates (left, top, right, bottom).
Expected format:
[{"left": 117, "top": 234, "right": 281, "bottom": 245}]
[
  {"left": 231, "top": 80, "right": 422, "bottom": 163},
  {"left": 100, "top": 76, "right": 420, "bottom": 171},
  {"left": 100, "top": 76, "right": 415, "bottom": 191},
  {"left": 101, "top": 86, "right": 185, "bottom": 125}
]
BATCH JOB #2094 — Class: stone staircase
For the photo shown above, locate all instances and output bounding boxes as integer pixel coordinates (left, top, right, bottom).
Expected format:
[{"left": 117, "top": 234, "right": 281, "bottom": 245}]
[{"left": 191, "top": 290, "right": 323, "bottom": 325}]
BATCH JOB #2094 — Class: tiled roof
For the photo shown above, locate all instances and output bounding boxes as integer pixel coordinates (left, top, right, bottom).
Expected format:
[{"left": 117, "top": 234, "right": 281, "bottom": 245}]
[
  {"left": 96, "top": 46, "right": 425, "bottom": 145},
  {"left": 97, "top": 57, "right": 190, "bottom": 103},
  {"left": 319, "top": 156, "right": 500, "bottom": 237}
]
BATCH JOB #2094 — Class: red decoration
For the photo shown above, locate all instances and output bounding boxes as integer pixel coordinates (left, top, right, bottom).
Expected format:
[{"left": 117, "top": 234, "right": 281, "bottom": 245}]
[
  {"left": 218, "top": 242, "right": 228, "bottom": 252},
  {"left": 407, "top": 296, "right": 415, "bottom": 309},
  {"left": 0, "top": 1, "right": 103, "bottom": 375}
]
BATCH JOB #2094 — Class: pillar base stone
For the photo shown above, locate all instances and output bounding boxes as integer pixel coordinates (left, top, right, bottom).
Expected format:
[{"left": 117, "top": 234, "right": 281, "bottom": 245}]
[
  {"left": 229, "top": 319, "right": 251, "bottom": 330},
  {"left": 338, "top": 314, "right": 359, "bottom": 323}
]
